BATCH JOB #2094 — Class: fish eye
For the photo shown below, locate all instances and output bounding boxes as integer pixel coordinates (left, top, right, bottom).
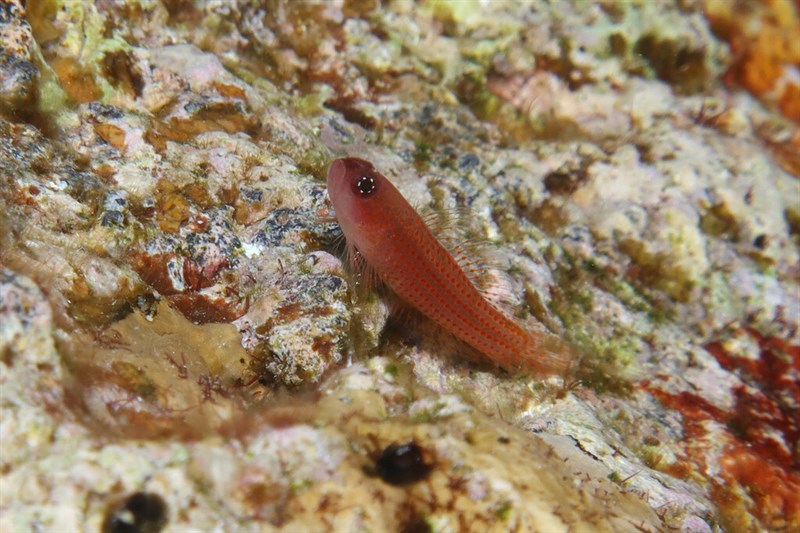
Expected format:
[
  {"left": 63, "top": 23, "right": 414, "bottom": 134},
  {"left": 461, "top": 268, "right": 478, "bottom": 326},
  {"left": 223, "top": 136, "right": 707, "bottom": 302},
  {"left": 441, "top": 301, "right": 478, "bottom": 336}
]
[{"left": 355, "top": 175, "right": 377, "bottom": 197}]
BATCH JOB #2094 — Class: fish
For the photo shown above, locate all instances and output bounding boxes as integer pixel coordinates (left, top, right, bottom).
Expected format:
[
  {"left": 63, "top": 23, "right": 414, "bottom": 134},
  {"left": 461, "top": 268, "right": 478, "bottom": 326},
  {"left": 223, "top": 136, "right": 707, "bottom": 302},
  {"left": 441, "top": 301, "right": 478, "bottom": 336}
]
[{"left": 326, "top": 157, "right": 572, "bottom": 376}]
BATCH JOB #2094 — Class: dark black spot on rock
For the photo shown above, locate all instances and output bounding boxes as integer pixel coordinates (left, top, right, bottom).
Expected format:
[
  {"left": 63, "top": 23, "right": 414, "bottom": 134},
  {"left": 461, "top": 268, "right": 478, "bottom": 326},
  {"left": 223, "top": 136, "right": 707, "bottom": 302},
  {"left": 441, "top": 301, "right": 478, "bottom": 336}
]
[
  {"left": 608, "top": 32, "right": 627, "bottom": 55},
  {"left": 102, "top": 50, "right": 145, "bottom": 98},
  {"left": 400, "top": 516, "right": 433, "bottom": 533},
  {"left": 102, "top": 492, "right": 168, "bottom": 533},
  {"left": 419, "top": 103, "right": 436, "bottom": 126},
  {"left": 634, "top": 33, "right": 709, "bottom": 94},
  {"left": 458, "top": 153, "right": 479, "bottom": 171},
  {"left": 327, "top": 118, "right": 355, "bottom": 144},
  {"left": 497, "top": 436, "right": 510, "bottom": 444},
  {"left": 544, "top": 170, "right": 581, "bottom": 195},
  {"left": 375, "top": 442, "right": 432, "bottom": 486},
  {"left": 323, "top": 98, "right": 378, "bottom": 130},
  {"left": 63, "top": 169, "right": 104, "bottom": 205},
  {"left": 753, "top": 234, "right": 767, "bottom": 249},
  {"left": 0, "top": 3, "right": 22, "bottom": 23},
  {"left": 162, "top": 0, "right": 200, "bottom": 22},
  {"left": 0, "top": 55, "right": 40, "bottom": 114},
  {"left": 322, "top": 275, "right": 343, "bottom": 291},
  {"left": 88, "top": 102, "right": 125, "bottom": 120},
  {"left": 255, "top": 208, "right": 306, "bottom": 247},
  {"left": 102, "top": 210, "right": 125, "bottom": 227},
  {"left": 240, "top": 187, "right": 263, "bottom": 202}
]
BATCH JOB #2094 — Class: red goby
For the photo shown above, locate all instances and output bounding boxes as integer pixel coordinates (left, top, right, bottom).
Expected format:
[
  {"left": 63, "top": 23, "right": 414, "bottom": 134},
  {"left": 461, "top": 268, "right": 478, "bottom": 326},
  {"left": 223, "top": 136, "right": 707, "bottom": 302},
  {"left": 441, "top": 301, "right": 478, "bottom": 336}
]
[{"left": 327, "top": 157, "right": 572, "bottom": 376}]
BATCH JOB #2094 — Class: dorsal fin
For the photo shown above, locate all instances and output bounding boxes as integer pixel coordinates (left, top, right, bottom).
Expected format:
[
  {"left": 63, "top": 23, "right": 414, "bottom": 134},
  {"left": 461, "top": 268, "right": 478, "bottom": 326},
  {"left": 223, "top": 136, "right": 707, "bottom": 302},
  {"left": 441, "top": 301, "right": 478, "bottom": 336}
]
[{"left": 418, "top": 206, "right": 518, "bottom": 318}]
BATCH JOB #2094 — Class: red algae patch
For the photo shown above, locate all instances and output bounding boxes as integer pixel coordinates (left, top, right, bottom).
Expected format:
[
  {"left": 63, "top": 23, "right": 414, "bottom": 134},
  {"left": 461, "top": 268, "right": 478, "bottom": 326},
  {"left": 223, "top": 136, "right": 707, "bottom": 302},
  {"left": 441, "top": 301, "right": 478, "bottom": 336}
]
[
  {"left": 715, "top": 441, "right": 800, "bottom": 530},
  {"left": 707, "top": 330, "right": 799, "bottom": 469},
  {"left": 648, "top": 328, "right": 800, "bottom": 530}
]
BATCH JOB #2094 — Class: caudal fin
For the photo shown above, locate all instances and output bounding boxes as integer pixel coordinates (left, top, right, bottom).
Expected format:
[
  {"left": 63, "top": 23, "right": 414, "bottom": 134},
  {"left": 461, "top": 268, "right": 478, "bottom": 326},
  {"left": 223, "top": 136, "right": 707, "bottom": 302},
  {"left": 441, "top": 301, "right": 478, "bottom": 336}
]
[{"left": 521, "top": 331, "right": 576, "bottom": 377}]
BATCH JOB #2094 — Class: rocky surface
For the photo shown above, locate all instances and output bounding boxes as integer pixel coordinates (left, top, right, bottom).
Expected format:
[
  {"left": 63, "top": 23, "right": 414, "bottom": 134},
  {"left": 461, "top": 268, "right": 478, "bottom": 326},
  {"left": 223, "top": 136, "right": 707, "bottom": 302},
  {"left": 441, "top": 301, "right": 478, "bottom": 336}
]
[{"left": 1, "top": 0, "right": 798, "bottom": 531}]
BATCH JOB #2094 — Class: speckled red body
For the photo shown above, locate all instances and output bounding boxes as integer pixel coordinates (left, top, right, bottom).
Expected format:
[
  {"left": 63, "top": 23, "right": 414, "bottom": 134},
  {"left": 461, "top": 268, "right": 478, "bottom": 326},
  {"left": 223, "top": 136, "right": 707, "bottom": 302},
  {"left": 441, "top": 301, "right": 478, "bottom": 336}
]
[{"left": 327, "top": 157, "right": 570, "bottom": 376}]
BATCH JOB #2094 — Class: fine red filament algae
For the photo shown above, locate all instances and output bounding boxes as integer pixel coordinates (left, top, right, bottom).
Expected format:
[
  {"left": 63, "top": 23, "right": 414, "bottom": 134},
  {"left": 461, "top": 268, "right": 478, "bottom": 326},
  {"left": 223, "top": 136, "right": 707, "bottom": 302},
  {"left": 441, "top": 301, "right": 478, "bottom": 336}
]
[{"left": 326, "top": 157, "right": 572, "bottom": 376}]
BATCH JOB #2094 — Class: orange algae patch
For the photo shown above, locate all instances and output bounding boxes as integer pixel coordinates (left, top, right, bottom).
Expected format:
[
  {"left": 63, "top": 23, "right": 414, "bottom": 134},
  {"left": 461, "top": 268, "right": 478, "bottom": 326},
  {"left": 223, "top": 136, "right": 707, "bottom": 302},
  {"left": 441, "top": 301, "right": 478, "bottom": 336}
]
[
  {"left": 646, "top": 330, "right": 800, "bottom": 529},
  {"left": 715, "top": 443, "right": 800, "bottom": 529},
  {"left": 706, "top": 0, "right": 800, "bottom": 123}
]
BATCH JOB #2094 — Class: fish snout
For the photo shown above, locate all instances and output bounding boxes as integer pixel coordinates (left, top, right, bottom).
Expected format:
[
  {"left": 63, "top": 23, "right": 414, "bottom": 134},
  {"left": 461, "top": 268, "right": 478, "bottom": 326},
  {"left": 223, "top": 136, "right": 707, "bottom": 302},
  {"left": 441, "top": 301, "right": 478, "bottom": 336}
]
[{"left": 327, "top": 158, "right": 348, "bottom": 187}]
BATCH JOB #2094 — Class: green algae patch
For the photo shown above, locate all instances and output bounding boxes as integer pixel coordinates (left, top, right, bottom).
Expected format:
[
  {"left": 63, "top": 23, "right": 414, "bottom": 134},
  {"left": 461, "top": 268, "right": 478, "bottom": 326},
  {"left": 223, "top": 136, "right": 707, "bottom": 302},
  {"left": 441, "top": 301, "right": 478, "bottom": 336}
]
[
  {"left": 33, "top": 0, "right": 135, "bottom": 104},
  {"left": 453, "top": 69, "right": 533, "bottom": 142},
  {"left": 619, "top": 237, "right": 698, "bottom": 304},
  {"left": 26, "top": 42, "right": 70, "bottom": 118},
  {"left": 426, "top": 0, "right": 484, "bottom": 31},
  {"left": 545, "top": 257, "right": 653, "bottom": 397},
  {"left": 700, "top": 200, "right": 740, "bottom": 240},
  {"left": 634, "top": 32, "right": 711, "bottom": 95}
]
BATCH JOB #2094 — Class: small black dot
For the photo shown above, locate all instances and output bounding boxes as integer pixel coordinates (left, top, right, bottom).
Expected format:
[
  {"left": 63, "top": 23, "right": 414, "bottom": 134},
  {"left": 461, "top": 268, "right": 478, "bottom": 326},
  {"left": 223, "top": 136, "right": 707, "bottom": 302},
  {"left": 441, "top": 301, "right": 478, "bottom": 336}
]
[
  {"left": 401, "top": 516, "right": 434, "bottom": 533},
  {"left": 753, "top": 234, "right": 767, "bottom": 249},
  {"left": 458, "top": 153, "right": 479, "bottom": 171},
  {"left": 356, "top": 176, "right": 376, "bottom": 196},
  {"left": 102, "top": 492, "right": 168, "bottom": 533},
  {"left": 375, "top": 442, "right": 432, "bottom": 486},
  {"left": 101, "top": 210, "right": 125, "bottom": 227},
  {"left": 498, "top": 436, "right": 511, "bottom": 444}
]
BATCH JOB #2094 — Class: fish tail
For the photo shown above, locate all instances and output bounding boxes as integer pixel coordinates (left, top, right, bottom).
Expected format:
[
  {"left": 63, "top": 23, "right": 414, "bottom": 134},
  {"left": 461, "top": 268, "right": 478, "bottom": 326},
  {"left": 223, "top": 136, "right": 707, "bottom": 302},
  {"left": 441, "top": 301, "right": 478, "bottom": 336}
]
[{"left": 520, "top": 331, "right": 576, "bottom": 377}]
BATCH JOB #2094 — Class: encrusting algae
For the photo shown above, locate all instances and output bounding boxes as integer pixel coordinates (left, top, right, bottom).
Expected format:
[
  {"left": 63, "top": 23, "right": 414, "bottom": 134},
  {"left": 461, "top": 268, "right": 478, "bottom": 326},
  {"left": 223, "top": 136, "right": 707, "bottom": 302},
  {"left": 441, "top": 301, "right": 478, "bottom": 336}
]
[{"left": 2, "top": 0, "right": 799, "bottom": 530}]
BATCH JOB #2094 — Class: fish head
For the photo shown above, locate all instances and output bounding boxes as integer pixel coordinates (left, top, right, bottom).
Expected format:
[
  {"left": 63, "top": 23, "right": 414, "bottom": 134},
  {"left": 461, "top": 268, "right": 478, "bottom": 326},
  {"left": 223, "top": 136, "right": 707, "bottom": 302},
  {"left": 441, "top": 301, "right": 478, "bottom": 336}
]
[{"left": 327, "top": 157, "right": 395, "bottom": 245}]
